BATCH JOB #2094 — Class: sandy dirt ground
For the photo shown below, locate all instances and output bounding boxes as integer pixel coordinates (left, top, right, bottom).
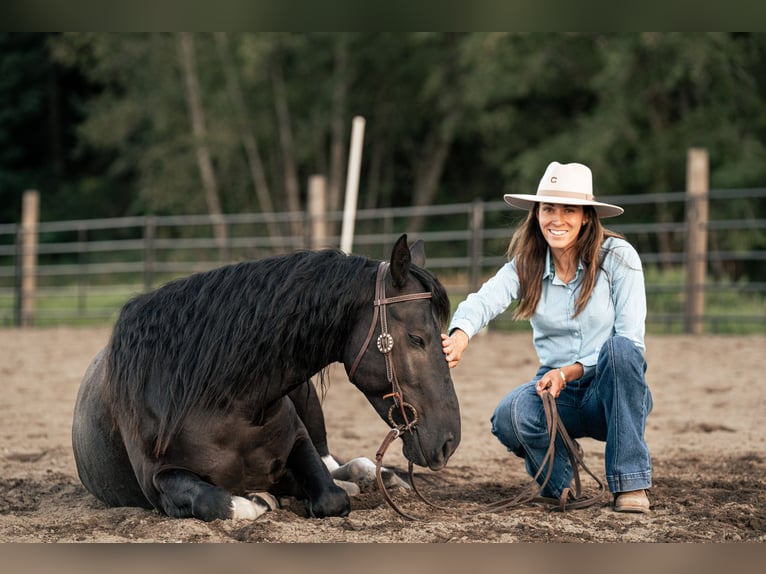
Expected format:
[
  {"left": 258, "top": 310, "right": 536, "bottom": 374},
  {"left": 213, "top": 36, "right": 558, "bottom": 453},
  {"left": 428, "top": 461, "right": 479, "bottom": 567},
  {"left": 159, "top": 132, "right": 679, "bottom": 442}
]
[{"left": 1, "top": 326, "right": 764, "bottom": 543}]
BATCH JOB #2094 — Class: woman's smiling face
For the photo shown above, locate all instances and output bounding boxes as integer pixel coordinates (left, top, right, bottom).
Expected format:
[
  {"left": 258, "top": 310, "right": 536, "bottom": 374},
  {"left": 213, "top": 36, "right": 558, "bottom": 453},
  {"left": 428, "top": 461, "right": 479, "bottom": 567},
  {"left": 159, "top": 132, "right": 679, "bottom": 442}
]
[{"left": 537, "top": 203, "right": 588, "bottom": 251}]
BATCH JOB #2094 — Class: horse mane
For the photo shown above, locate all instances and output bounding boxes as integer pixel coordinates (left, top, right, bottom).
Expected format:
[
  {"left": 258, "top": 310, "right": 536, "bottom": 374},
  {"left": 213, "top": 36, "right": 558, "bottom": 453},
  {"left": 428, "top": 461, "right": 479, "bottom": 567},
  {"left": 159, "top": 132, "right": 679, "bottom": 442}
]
[{"left": 103, "top": 248, "right": 450, "bottom": 458}]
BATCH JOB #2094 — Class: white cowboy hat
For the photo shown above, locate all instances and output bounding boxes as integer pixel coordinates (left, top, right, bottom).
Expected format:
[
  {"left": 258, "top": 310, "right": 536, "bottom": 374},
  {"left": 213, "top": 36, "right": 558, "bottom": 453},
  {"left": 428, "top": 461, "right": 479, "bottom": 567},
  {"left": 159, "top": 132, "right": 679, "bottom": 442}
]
[{"left": 503, "top": 161, "right": 624, "bottom": 218}]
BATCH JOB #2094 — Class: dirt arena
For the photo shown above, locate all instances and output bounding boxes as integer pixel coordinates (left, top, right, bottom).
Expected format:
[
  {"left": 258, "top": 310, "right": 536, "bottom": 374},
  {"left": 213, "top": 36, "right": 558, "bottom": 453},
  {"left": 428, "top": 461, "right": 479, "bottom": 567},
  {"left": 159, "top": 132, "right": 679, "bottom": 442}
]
[{"left": 1, "top": 326, "right": 764, "bottom": 543}]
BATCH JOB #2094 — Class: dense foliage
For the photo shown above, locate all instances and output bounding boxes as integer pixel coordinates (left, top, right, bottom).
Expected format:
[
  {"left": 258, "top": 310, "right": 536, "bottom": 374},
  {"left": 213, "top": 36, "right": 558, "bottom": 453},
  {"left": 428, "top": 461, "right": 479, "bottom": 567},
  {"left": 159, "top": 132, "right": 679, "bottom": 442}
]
[{"left": 2, "top": 33, "right": 766, "bottom": 228}]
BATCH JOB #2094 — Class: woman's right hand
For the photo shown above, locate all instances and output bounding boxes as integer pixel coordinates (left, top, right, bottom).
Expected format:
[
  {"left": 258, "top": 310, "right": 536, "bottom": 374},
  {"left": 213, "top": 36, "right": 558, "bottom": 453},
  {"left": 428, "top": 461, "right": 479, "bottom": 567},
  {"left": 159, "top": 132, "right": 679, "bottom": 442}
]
[{"left": 441, "top": 329, "right": 469, "bottom": 369}]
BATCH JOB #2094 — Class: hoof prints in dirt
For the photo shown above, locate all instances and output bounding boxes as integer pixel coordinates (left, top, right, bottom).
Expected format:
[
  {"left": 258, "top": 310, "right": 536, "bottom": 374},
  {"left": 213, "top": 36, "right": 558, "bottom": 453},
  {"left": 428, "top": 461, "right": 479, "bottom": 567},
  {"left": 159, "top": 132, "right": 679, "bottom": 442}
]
[
  {"left": 0, "top": 473, "right": 82, "bottom": 514},
  {"left": 649, "top": 453, "right": 766, "bottom": 540}
]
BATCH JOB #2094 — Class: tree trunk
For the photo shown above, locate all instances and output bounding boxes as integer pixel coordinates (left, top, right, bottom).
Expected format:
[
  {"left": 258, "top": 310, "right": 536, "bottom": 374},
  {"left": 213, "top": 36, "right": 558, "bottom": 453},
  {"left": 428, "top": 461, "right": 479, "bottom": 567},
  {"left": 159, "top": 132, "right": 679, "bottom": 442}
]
[
  {"left": 214, "top": 32, "right": 282, "bottom": 240},
  {"left": 654, "top": 201, "right": 675, "bottom": 272},
  {"left": 177, "top": 32, "right": 229, "bottom": 260},
  {"left": 271, "top": 48, "right": 302, "bottom": 238},
  {"left": 328, "top": 35, "right": 349, "bottom": 235},
  {"left": 363, "top": 141, "right": 384, "bottom": 210},
  {"left": 406, "top": 118, "right": 456, "bottom": 234}
]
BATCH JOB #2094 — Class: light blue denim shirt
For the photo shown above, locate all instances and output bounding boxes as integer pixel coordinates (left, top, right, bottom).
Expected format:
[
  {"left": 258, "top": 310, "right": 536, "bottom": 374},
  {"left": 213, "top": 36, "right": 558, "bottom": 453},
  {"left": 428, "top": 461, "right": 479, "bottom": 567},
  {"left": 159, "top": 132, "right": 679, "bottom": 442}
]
[{"left": 449, "top": 236, "right": 646, "bottom": 377}]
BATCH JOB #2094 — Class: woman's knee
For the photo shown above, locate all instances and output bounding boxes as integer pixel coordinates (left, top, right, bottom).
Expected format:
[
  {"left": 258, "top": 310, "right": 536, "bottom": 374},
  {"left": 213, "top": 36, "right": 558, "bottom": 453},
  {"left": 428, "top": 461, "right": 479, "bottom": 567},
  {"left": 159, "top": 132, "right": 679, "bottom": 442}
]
[
  {"left": 605, "top": 335, "right": 638, "bottom": 356},
  {"left": 490, "top": 392, "right": 516, "bottom": 448},
  {"left": 595, "top": 335, "right": 650, "bottom": 402},
  {"left": 490, "top": 384, "right": 539, "bottom": 452},
  {"left": 599, "top": 336, "right": 645, "bottom": 371}
]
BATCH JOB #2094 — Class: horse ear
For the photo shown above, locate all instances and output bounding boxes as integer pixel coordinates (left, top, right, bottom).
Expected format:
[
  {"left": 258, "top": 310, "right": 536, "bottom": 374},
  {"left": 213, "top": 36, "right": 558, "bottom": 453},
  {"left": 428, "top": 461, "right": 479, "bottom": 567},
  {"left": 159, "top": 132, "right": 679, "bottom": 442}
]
[
  {"left": 389, "top": 234, "right": 411, "bottom": 287},
  {"left": 410, "top": 239, "right": 426, "bottom": 268}
]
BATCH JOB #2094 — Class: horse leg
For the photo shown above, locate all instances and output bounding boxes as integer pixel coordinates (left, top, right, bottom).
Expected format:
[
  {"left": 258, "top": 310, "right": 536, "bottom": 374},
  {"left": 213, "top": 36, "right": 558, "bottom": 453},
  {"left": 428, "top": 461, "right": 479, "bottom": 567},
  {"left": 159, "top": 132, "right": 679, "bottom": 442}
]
[
  {"left": 288, "top": 382, "right": 366, "bottom": 496},
  {"left": 332, "top": 457, "right": 411, "bottom": 490},
  {"left": 287, "top": 381, "right": 406, "bottom": 493},
  {"left": 288, "top": 381, "right": 339, "bottom": 472},
  {"left": 282, "top": 431, "right": 351, "bottom": 518},
  {"left": 152, "top": 468, "right": 278, "bottom": 521}
]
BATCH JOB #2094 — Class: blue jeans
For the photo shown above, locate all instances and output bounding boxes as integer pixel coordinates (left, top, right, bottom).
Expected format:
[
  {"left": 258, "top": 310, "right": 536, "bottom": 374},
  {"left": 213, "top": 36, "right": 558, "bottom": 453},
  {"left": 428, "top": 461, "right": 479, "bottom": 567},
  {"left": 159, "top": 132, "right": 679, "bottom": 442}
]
[{"left": 490, "top": 336, "right": 653, "bottom": 497}]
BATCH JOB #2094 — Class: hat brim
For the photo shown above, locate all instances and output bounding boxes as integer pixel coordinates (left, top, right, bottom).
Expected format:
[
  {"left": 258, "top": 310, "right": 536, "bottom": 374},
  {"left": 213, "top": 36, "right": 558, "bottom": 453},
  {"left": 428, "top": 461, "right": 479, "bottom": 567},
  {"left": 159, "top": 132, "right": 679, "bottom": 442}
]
[{"left": 503, "top": 193, "right": 624, "bottom": 218}]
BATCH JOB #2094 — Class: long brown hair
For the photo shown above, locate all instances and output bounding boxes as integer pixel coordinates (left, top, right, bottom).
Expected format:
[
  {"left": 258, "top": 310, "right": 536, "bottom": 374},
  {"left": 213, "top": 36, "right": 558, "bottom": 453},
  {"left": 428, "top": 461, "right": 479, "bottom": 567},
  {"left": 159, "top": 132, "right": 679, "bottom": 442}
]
[{"left": 506, "top": 204, "right": 624, "bottom": 320}]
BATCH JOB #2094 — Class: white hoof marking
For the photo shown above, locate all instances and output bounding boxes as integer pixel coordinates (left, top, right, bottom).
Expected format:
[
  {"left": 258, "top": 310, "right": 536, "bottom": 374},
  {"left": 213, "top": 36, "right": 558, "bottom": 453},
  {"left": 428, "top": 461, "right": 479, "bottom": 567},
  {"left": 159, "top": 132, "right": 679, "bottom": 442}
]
[
  {"left": 322, "top": 454, "right": 341, "bottom": 472},
  {"left": 230, "top": 493, "right": 279, "bottom": 520}
]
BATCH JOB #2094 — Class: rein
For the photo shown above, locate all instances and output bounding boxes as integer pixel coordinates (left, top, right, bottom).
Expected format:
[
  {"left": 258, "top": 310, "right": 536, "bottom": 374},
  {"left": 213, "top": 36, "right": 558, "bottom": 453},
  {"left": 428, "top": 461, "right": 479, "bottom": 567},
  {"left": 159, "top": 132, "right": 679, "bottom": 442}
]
[{"left": 375, "top": 391, "right": 607, "bottom": 520}]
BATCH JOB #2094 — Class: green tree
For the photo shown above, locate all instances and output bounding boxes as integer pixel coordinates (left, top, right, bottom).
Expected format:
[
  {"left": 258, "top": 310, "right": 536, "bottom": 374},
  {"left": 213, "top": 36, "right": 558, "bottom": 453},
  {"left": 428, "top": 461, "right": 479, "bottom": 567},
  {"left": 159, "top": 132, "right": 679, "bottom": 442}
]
[
  {"left": 30, "top": 31, "right": 766, "bottom": 277},
  {"left": 0, "top": 33, "right": 104, "bottom": 224},
  {"left": 578, "top": 33, "right": 766, "bottom": 273}
]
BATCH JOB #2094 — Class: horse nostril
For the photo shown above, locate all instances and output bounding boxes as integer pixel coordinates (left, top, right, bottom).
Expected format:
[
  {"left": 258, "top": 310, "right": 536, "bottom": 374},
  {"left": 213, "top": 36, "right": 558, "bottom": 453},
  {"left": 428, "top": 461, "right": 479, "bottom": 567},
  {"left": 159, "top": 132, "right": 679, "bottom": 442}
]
[{"left": 441, "top": 433, "right": 456, "bottom": 461}]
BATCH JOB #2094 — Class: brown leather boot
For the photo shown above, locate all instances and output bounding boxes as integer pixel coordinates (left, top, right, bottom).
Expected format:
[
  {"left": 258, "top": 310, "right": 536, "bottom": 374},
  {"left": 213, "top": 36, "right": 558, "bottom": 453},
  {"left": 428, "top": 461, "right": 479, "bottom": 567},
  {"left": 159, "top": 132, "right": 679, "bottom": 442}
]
[{"left": 614, "top": 489, "right": 650, "bottom": 513}]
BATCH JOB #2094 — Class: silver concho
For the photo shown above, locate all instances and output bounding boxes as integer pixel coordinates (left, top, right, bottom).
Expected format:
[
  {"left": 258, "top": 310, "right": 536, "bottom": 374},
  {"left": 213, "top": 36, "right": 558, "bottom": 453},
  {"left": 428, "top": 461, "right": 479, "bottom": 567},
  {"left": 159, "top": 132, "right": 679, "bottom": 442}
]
[{"left": 376, "top": 333, "right": 394, "bottom": 354}]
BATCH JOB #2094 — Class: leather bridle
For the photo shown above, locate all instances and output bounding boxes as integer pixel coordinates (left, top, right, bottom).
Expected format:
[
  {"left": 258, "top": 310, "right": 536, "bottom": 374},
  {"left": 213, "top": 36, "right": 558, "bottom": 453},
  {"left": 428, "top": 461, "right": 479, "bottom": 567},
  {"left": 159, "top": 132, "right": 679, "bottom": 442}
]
[
  {"left": 347, "top": 261, "right": 440, "bottom": 520},
  {"left": 348, "top": 261, "right": 433, "bottom": 433}
]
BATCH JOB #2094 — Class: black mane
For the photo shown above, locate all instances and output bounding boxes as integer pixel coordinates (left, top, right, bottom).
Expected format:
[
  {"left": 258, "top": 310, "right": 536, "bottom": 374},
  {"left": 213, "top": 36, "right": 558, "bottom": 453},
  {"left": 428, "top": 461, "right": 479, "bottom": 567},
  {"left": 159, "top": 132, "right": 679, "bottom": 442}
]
[{"left": 103, "top": 248, "right": 449, "bottom": 457}]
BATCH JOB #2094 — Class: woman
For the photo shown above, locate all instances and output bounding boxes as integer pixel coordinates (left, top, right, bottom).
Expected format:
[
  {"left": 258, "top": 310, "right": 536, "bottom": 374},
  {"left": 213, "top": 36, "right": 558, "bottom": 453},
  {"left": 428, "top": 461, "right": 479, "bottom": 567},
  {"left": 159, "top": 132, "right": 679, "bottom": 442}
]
[{"left": 442, "top": 161, "right": 652, "bottom": 513}]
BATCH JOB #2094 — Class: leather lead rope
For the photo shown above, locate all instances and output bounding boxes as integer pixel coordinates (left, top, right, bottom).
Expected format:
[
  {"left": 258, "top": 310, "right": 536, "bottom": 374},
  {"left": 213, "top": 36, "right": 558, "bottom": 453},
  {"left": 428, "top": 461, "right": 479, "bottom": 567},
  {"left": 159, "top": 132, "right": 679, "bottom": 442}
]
[
  {"left": 375, "top": 391, "right": 607, "bottom": 520},
  {"left": 374, "top": 428, "right": 421, "bottom": 521}
]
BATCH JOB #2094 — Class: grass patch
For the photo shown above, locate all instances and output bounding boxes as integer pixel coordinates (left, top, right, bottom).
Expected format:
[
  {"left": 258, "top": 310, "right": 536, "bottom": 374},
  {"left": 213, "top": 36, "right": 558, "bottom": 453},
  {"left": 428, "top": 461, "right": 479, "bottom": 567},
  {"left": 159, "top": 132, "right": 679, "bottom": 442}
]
[{"left": 1, "top": 268, "right": 763, "bottom": 333}]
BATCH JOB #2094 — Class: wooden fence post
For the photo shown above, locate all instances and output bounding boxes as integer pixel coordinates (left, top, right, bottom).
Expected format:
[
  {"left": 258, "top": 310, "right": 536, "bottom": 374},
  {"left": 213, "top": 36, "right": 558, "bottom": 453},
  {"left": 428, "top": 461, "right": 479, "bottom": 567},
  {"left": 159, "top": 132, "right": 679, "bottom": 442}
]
[
  {"left": 308, "top": 175, "right": 328, "bottom": 250},
  {"left": 684, "top": 148, "right": 709, "bottom": 335},
  {"left": 469, "top": 199, "right": 485, "bottom": 293},
  {"left": 19, "top": 190, "right": 39, "bottom": 327}
]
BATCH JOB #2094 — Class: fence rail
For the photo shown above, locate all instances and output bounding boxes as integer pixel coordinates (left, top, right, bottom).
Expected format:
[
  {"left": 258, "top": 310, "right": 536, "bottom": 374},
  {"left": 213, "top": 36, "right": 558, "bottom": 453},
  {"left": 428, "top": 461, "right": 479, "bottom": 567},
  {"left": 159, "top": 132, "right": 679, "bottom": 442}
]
[{"left": 1, "top": 186, "right": 765, "bottom": 333}]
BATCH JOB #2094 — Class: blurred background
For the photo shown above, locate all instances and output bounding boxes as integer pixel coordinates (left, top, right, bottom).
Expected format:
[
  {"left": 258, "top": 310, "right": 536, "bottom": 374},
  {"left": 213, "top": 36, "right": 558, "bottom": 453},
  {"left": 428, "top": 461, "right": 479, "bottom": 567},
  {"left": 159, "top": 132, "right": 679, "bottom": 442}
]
[{"left": 1, "top": 33, "right": 764, "bottom": 332}]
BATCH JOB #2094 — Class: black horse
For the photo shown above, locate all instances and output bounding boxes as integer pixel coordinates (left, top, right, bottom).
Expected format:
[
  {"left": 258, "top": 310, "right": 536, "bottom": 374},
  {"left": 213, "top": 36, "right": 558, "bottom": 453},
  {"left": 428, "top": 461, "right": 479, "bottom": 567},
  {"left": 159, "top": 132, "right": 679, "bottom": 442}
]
[{"left": 72, "top": 235, "right": 461, "bottom": 521}]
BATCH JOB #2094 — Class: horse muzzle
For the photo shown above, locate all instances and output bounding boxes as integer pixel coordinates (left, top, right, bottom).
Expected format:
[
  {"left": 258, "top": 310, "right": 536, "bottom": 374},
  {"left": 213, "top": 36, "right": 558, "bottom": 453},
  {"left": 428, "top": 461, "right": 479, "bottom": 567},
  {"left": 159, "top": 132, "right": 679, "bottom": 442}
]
[{"left": 401, "top": 424, "right": 460, "bottom": 471}]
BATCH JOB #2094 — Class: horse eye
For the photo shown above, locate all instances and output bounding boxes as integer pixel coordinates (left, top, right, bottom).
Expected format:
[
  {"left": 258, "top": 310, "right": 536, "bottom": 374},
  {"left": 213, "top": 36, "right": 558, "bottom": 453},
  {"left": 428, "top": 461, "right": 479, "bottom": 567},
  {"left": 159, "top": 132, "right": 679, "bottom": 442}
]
[{"left": 408, "top": 334, "right": 425, "bottom": 348}]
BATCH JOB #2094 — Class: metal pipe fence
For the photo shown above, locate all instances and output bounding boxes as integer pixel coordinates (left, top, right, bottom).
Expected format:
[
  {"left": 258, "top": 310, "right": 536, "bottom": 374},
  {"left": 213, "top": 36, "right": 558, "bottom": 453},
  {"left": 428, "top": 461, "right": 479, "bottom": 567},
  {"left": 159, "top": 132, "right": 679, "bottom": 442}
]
[{"left": 1, "top": 188, "right": 764, "bottom": 333}]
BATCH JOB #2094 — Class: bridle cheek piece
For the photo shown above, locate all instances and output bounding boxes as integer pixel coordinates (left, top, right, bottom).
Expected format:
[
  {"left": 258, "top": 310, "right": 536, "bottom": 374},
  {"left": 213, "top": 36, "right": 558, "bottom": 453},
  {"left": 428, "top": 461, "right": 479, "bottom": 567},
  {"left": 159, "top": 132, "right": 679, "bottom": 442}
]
[{"left": 348, "top": 261, "right": 431, "bottom": 434}]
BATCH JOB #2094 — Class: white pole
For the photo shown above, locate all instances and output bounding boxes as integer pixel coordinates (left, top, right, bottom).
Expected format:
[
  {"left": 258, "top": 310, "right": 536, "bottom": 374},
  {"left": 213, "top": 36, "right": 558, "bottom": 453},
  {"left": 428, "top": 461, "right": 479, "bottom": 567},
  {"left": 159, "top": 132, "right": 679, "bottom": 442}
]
[
  {"left": 340, "top": 116, "right": 365, "bottom": 253},
  {"left": 308, "top": 175, "right": 327, "bottom": 250}
]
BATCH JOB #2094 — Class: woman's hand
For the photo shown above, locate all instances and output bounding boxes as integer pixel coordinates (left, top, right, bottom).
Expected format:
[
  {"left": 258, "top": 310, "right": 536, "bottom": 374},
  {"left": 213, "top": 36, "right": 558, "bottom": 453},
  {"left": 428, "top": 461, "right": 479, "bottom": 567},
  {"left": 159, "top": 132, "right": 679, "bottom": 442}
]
[
  {"left": 536, "top": 368, "right": 567, "bottom": 399},
  {"left": 441, "top": 329, "right": 469, "bottom": 369}
]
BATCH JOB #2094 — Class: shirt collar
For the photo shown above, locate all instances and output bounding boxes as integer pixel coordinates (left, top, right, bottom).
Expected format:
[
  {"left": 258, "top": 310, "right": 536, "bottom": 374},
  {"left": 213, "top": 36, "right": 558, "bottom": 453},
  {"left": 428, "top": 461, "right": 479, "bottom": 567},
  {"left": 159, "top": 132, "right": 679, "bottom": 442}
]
[
  {"left": 544, "top": 248, "right": 554, "bottom": 279},
  {"left": 544, "top": 247, "right": 584, "bottom": 282}
]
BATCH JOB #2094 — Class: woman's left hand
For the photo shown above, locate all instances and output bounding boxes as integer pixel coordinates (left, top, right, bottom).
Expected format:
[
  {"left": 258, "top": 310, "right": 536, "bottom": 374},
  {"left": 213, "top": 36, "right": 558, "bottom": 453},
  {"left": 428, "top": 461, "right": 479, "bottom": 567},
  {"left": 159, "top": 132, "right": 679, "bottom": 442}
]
[{"left": 536, "top": 368, "right": 567, "bottom": 399}]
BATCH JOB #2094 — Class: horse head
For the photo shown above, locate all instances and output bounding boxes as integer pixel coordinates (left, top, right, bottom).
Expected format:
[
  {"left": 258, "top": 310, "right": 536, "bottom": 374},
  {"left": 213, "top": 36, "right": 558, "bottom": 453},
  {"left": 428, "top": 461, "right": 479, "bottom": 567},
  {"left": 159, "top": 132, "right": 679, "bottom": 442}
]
[{"left": 344, "top": 235, "right": 461, "bottom": 470}]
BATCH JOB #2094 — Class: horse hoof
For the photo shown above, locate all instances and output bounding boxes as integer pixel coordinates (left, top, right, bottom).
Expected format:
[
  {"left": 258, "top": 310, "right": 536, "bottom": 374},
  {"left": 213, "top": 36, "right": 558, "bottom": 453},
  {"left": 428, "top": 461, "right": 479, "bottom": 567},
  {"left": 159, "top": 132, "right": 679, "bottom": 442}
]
[
  {"left": 250, "top": 492, "right": 280, "bottom": 511},
  {"left": 332, "top": 457, "right": 376, "bottom": 483},
  {"left": 333, "top": 479, "right": 361, "bottom": 496},
  {"left": 230, "top": 493, "right": 279, "bottom": 520},
  {"left": 332, "top": 457, "right": 410, "bottom": 490},
  {"left": 380, "top": 468, "right": 411, "bottom": 490},
  {"left": 307, "top": 487, "right": 350, "bottom": 518}
]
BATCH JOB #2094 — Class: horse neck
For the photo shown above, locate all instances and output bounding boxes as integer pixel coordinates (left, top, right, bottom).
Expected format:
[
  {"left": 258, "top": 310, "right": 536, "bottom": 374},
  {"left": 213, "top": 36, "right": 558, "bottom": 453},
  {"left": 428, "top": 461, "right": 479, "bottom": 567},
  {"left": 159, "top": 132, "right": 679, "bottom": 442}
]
[{"left": 258, "top": 258, "right": 376, "bottom": 403}]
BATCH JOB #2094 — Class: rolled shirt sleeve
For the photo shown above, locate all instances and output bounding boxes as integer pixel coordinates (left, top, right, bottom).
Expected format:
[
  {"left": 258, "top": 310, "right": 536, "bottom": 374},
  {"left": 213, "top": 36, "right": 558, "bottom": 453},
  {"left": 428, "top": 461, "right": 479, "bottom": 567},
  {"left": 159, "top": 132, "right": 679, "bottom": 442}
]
[{"left": 449, "top": 260, "right": 520, "bottom": 339}]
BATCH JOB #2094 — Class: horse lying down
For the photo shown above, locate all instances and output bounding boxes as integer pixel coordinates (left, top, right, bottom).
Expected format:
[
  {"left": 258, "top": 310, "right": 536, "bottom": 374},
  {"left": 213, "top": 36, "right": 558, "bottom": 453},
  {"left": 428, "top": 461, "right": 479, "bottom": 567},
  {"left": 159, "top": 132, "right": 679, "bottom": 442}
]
[{"left": 72, "top": 235, "right": 461, "bottom": 521}]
